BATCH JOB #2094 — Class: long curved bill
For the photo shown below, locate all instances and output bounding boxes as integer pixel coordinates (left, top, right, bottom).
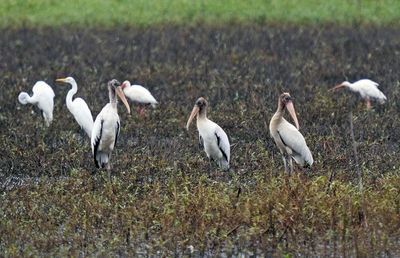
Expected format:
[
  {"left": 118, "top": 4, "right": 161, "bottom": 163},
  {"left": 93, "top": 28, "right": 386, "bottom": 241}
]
[
  {"left": 330, "top": 83, "right": 344, "bottom": 91},
  {"left": 186, "top": 106, "right": 199, "bottom": 130},
  {"left": 286, "top": 101, "right": 300, "bottom": 130},
  {"left": 55, "top": 78, "right": 67, "bottom": 83},
  {"left": 116, "top": 86, "right": 131, "bottom": 114}
]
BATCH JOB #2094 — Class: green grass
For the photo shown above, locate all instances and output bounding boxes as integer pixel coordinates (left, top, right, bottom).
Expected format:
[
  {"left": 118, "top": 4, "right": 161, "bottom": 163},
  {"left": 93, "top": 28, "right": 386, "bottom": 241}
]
[{"left": 1, "top": 0, "right": 400, "bottom": 28}]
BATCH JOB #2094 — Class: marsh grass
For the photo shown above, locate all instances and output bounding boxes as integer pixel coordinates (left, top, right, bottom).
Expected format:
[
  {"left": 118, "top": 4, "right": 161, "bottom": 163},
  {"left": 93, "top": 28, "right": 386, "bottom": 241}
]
[
  {"left": 1, "top": 24, "right": 400, "bottom": 255},
  {"left": 1, "top": 171, "right": 399, "bottom": 256}
]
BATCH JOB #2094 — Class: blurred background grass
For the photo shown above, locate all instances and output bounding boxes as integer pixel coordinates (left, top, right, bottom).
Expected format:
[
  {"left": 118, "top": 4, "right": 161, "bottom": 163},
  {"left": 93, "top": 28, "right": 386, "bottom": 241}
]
[{"left": 1, "top": 0, "right": 400, "bottom": 27}]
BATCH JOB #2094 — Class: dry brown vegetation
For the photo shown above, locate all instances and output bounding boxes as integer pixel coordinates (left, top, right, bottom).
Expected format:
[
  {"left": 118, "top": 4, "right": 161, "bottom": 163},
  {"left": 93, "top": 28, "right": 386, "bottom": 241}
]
[{"left": 1, "top": 24, "right": 400, "bottom": 256}]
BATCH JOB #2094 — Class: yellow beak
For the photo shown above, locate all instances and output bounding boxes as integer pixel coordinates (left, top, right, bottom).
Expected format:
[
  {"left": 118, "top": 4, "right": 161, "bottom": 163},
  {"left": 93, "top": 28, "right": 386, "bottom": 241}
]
[{"left": 55, "top": 78, "right": 67, "bottom": 83}]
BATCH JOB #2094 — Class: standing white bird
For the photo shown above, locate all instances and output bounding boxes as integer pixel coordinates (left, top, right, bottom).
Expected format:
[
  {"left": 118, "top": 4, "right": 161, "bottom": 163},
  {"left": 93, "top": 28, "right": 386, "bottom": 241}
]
[
  {"left": 18, "top": 81, "right": 55, "bottom": 127},
  {"left": 332, "top": 79, "right": 387, "bottom": 109},
  {"left": 91, "top": 79, "right": 131, "bottom": 170},
  {"left": 56, "top": 77, "right": 94, "bottom": 137},
  {"left": 186, "top": 97, "right": 230, "bottom": 171},
  {"left": 120, "top": 80, "right": 158, "bottom": 115},
  {"left": 269, "top": 93, "right": 313, "bottom": 173}
]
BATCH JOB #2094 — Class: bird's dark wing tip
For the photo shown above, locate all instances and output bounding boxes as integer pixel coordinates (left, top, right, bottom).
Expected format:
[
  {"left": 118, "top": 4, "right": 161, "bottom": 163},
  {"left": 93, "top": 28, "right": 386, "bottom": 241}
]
[{"left": 93, "top": 120, "right": 104, "bottom": 168}]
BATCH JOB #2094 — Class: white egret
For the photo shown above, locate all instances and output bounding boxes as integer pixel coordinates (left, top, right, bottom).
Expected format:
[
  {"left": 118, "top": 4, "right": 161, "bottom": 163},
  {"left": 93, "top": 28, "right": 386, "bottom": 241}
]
[
  {"left": 18, "top": 81, "right": 55, "bottom": 127},
  {"left": 56, "top": 77, "right": 93, "bottom": 137}
]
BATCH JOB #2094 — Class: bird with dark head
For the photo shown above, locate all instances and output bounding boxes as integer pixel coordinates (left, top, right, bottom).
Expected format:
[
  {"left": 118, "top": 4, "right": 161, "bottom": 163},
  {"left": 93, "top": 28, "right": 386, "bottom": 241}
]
[
  {"left": 276, "top": 93, "right": 299, "bottom": 129},
  {"left": 91, "top": 79, "right": 130, "bottom": 172},
  {"left": 270, "top": 92, "right": 313, "bottom": 173},
  {"left": 186, "top": 97, "right": 208, "bottom": 127},
  {"left": 186, "top": 97, "right": 230, "bottom": 171}
]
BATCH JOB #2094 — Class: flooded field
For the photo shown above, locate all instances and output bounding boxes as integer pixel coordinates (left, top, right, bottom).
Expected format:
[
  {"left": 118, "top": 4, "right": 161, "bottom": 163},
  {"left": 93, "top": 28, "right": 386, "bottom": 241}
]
[{"left": 0, "top": 24, "right": 399, "bottom": 256}]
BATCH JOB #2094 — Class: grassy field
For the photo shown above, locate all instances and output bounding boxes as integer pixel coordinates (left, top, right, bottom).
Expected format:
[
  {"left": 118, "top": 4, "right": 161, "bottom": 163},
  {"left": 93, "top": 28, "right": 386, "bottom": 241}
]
[
  {"left": 1, "top": 24, "right": 400, "bottom": 256},
  {"left": 1, "top": 0, "right": 400, "bottom": 256},
  {"left": 1, "top": 0, "right": 400, "bottom": 27}
]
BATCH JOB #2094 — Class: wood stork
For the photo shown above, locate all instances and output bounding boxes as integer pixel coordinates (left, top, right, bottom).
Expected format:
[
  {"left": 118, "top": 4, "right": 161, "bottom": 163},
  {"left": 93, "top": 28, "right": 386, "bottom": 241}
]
[
  {"left": 91, "top": 79, "right": 131, "bottom": 170},
  {"left": 186, "top": 97, "right": 230, "bottom": 171},
  {"left": 120, "top": 80, "right": 158, "bottom": 115},
  {"left": 56, "top": 77, "right": 94, "bottom": 137},
  {"left": 269, "top": 93, "right": 313, "bottom": 173},
  {"left": 332, "top": 79, "right": 387, "bottom": 109},
  {"left": 18, "top": 81, "right": 55, "bottom": 127}
]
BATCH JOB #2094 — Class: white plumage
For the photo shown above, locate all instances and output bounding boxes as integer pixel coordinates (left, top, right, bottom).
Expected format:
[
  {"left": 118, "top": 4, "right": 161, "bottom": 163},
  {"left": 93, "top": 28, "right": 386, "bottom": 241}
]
[
  {"left": 186, "top": 97, "right": 230, "bottom": 171},
  {"left": 18, "top": 81, "right": 55, "bottom": 127},
  {"left": 91, "top": 79, "right": 131, "bottom": 170},
  {"left": 333, "top": 79, "right": 387, "bottom": 108},
  {"left": 121, "top": 81, "right": 158, "bottom": 115},
  {"left": 91, "top": 102, "right": 120, "bottom": 169},
  {"left": 275, "top": 119, "right": 313, "bottom": 167},
  {"left": 269, "top": 93, "right": 313, "bottom": 173},
  {"left": 56, "top": 77, "right": 93, "bottom": 137},
  {"left": 121, "top": 80, "right": 158, "bottom": 114}
]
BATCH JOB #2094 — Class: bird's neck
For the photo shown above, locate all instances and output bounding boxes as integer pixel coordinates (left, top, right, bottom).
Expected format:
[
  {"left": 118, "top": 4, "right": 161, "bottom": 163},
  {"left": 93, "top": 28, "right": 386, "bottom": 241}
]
[
  {"left": 112, "top": 101, "right": 117, "bottom": 109},
  {"left": 66, "top": 82, "right": 78, "bottom": 108},
  {"left": 197, "top": 107, "right": 207, "bottom": 120},
  {"left": 20, "top": 92, "right": 35, "bottom": 104},
  {"left": 272, "top": 103, "right": 285, "bottom": 122},
  {"left": 109, "top": 89, "right": 118, "bottom": 110},
  {"left": 272, "top": 109, "right": 283, "bottom": 120}
]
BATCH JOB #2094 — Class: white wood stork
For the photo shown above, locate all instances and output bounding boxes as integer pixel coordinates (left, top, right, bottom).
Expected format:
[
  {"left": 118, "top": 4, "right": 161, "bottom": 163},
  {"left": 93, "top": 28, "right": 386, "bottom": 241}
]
[
  {"left": 18, "top": 81, "right": 55, "bottom": 127},
  {"left": 91, "top": 79, "right": 131, "bottom": 170},
  {"left": 186, "top": 97, "right": 230, "bottom": 171},
  {"left": 56, "top": 77, "right": 94, "bottom": 137},
  {"left": 269, "top": 93, "right": 313, "bottom": 173},
  {"left": 120, "top": 80, "right": 158, "bottom": 115},
  {"left": 332, "top": 79, "right": 387, "bottom": 109}
]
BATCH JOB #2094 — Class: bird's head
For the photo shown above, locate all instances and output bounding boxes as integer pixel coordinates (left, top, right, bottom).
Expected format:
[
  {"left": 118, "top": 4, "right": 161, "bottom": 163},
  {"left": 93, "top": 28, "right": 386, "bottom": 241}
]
[
  {"left": 279, "top": 92, "right": 299, "bottom": 130},
  {"left": 56, "top": 76, "right": 76, "bottom": 85},
  {"left": 331, "top": 81, "right": 351, "bottom": 91},
  {"left": 108, "top": 79, "right": 131, "bottom": 114},
  {"left": 195, "top": 97, "right": 207, "bottom": 109},
  {"left": 186, "top": 97, "right": 208, "bottom": 130},
  {"left": 120, "top": 80, "right": 131, "bottom": 90}
]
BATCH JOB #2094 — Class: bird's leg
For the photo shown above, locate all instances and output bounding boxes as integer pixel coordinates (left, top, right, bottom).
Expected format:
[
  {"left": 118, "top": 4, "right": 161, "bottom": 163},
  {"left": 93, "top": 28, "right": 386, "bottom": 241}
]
[
  {"left": 106, "top": 163, "right": 112, "bottom": 181},
  {"left": 288, "top": 157, "right": 294, "bottom": 175},
  {"left": 139, "top": 107, "right": 146, "bottom": 117},
  {"left": 208, "top": 157, "right": 213, "bottom": 173},
  {"left": 136, "top": 106, "right": 146, "bottom": 117},
  {"left": 282, "top": 155, "right": 289, "bottom": 174},
  {"left": 77, "top": 127, "right": 86, "bottom": 143},
  {"left": 366, "top": 98, "right": 372, "bottom": 109},
  {"left": 106, "top": 153, "right": 112, "bottom": 180}
]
